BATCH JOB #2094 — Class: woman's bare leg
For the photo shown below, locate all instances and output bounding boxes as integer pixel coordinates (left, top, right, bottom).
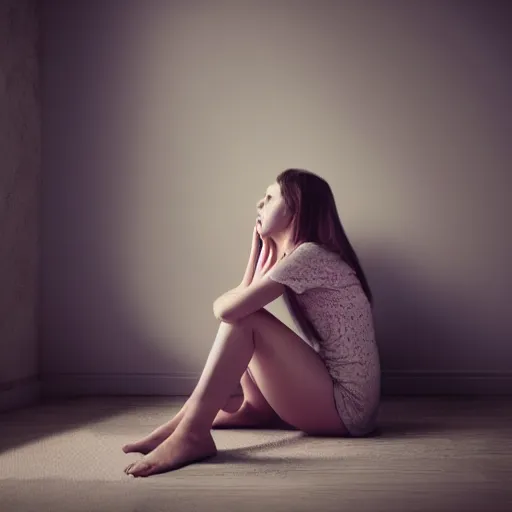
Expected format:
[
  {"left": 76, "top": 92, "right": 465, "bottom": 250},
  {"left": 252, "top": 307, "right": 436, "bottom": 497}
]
[
  {"left": 122, "top": 322, "right": 299, "bottom": 455},
  {"left": 124, "top": 308, "right": 348, "bottom": 476},
  {"left": 122, "top": 381, "right": 242, "bottom": 455},
  {"left": 122, "top": 319, "right": 290, "bottom": 455},
  {"left": 122, "top": 364, "right": 293, "bottom": 455},
  {"left": 212, "top": 367, "right": 296, "bottom": 429},
  {"left": 122, "top": 377, "right": 243, "bottom": 454},
  {"left": 122, "top": 366, "right": 290, "bottom": 454},
  {"left": 122, "top": 320, "right": 255, "bottom": 455},
  {"left": 121, "top": 400, "right": 190, "bottom": 455},
  {"left": 124, "top": 318, "right": 256, "bottom": 476}
]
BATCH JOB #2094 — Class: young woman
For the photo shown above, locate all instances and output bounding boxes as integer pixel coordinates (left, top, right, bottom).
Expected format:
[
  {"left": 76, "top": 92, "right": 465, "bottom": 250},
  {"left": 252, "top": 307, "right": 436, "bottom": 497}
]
[{"left": 123, "top": 168, "right": 381, "bottom": 477}]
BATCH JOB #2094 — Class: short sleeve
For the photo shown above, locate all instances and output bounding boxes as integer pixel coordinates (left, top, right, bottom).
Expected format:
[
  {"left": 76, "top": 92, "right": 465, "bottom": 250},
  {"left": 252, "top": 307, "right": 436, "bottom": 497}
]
[{"left": 268, "top": 242, "right": 332, "bottom": 294}]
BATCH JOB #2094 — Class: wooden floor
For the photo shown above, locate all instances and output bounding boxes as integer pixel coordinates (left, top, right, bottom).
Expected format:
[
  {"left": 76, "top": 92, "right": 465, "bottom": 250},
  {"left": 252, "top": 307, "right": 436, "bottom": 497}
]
[{"left": 0, "top": 396, "right": 511, "bottom": 512}]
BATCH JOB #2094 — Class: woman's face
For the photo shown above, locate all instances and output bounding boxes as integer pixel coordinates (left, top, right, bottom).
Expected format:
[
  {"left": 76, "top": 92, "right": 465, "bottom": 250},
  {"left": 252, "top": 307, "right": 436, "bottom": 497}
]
[{"left": 256, "top": 182, "right": 293, "bottom": 236}]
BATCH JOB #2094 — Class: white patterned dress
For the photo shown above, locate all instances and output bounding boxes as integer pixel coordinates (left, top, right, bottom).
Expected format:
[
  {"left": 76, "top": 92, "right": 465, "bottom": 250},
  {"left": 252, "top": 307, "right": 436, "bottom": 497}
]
[{"left": 268, "top": 242, "right": 381, "bottom": 436}]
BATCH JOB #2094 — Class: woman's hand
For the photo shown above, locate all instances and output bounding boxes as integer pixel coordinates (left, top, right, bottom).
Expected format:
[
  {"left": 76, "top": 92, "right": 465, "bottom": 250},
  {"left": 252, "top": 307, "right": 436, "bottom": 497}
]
[
  {"left": 239, "top": 221, "right": 279, "bottom": 287},
  {"left": 252, "top": 233, "right": 278, "bottom": 283},
  {"left": 239, "top": 222, "right": 264, "bottom": 288}
]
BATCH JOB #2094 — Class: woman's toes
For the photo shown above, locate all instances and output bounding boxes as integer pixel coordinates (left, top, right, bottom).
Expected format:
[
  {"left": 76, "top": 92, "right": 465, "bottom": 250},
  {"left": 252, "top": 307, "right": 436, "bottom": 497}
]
[{"left": 124, "top": 462, "right": 135, "bottom": 474}]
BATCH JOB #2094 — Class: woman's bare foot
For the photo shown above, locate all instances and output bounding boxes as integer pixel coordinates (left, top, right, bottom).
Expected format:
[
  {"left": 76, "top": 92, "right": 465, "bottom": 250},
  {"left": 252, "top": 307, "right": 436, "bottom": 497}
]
[
  {"left": 122, "top": 395, "right": 245, "bottom": 454},
  {"left": 125, "top": 429, "right": 217, "bottom": 477},
  {"left": 212, "top": 400, "right": 297, "bottom": 430},
  {"left": 122, "top": 406, "right": 188, "bottom": 455}
]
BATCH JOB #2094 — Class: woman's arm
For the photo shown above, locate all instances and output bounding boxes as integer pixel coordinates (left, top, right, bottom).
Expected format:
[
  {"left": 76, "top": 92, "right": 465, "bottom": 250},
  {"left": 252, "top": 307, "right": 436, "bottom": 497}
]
[
  {"left": 213, "top": 277, "right": 285, "bottom": 323},
  {"left": 212, "top": 236, "right": 259, "bottom": 317},
  {"left": 213, "top": 230, "right": 280, "bottom": 322}
]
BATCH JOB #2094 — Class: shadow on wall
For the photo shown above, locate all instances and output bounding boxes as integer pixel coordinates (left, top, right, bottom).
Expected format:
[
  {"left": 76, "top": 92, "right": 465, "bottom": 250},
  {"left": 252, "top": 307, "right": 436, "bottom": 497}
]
[{"left": 362, "top": 245, "right": 504, "bottom": 391}]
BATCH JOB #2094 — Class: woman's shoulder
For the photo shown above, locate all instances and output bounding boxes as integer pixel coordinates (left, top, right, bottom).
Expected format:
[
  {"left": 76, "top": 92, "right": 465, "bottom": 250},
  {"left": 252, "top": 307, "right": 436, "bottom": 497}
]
[
  {"left": 293, "top": 241, "right": 326, "bottom": 253},
  {"left": 293, "top": 242, "right": 355, "bottom": 272},
  {"left": 286, "top": 242, "right": 332, "bottom": 267},
  {"left": 294, "top": 241, "right": 337, "bottom": 258},
  {"left": 287, "top": 241, "right": 322, "bottom": 261}
]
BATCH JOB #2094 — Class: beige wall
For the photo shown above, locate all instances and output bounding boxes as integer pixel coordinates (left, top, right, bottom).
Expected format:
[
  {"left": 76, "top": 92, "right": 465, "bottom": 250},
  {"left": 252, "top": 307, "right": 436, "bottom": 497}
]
[
  {"left": 0, "top": 0, "right": 41, "bottom": 410},
  {"left": 36, "top": 0, "right": 511, "bottom": 398}
]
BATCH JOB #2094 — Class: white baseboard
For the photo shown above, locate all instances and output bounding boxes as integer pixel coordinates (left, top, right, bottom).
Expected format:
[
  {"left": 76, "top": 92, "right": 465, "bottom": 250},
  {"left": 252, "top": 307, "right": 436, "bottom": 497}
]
[{"left": 1, "top": 371, "right": 511, "bottom": 413}]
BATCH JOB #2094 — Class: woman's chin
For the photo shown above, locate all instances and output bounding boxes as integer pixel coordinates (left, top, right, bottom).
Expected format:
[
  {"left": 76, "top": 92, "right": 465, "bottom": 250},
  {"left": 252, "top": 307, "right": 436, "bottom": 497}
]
[{"left": 258, "top": 224, "right": 278, "bottom": 238}]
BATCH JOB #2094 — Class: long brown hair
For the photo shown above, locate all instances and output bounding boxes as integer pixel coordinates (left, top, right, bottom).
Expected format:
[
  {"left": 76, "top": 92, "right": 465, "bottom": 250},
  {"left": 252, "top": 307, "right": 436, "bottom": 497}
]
[
  {"left": 277, "top": 168, "right": 373, "bottom": 305},
  {"left": 275, "top": 169, "right": 373, "bottom": 345}
]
